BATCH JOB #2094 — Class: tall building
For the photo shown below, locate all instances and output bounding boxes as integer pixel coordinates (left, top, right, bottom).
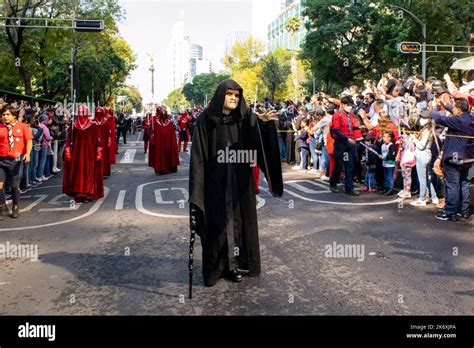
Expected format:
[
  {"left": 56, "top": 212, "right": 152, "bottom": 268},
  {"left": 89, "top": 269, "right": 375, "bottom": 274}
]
[
  {"left": 225, "top": 31, "right": 251, "bottom": 55},
  {"left": 168, "top": 20, "right": 203, "bottom": 90},
  {"left": 268, "top": 0, "right": 307, "bottom": 52}
]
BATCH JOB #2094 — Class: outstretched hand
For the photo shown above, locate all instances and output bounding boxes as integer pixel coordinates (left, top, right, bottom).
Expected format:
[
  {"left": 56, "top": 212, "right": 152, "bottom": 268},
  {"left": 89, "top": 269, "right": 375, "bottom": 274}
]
[{"left": 256, "top": 109, "right": 278, "bottom": 122}]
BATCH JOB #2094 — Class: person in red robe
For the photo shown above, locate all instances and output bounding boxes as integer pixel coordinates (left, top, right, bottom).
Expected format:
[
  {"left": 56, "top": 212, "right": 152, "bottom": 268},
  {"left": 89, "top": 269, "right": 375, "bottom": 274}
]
[
  {"left": 152, "top": 109, "right": 179, "bottom": 175},
  {"left": 94, "top": 106, "right": 111, "bottom": 177},
  {"left": 142, "top": 112, "right": 152, "bottom": 154},
  {"left": 107, "top": 107, "right": 117, "bottom": 163},
  {"left": 63, "top": 105, "right": 104, "bottom": 203},
  {"left": 252, "top": 165, "right": 260, "bottom": 194},
  {"left": 148, "top": 109, "right": 159, "bottom": 168},
  {"left": 177, "top": 111, "right": 191, "bottom": 152}
]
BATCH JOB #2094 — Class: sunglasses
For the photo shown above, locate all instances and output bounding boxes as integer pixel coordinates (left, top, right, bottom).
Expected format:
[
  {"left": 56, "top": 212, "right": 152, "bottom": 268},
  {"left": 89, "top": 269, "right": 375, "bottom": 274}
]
[{"left": 226, "top": 91, "right": 240, "bottom": 98}]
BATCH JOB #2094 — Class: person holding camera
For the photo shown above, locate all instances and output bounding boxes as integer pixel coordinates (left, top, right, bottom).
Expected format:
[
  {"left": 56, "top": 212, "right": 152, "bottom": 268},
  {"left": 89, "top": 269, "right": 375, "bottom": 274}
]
[{"left": 431, "top": 98, "right": 474, "bottom": 221}]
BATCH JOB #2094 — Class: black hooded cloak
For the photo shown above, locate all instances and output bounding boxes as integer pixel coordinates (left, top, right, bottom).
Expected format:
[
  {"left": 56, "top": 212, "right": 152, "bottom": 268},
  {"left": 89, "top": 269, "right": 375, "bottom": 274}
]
[{"left": 189, "top": 79, "right": 283, "bottom": 287}]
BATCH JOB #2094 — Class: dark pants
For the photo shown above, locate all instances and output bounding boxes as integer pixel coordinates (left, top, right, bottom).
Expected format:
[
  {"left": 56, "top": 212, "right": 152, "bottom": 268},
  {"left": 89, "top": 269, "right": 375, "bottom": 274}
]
[
  {"left": 330, "top": 140, "right": 356, "bottom": 192},
  {"left": 443, "top": 163, "right": 471, "bottom": 217},
  {"left": 301, "top": 147, "right": 309, "bottom": 170},
  {"left": 117, "top": 128, "right": 127, "bottom": 145}
]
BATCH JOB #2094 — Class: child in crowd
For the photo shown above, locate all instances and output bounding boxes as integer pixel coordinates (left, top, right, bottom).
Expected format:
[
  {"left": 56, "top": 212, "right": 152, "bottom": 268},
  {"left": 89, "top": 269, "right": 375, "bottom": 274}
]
[
  {"left": 381, "top": 131, "right": 397, "bottom": 196},
  {"left": 298, "top": 119, "right": 310, "bottom": 172},
  {"left": 361, "top": 135, "right": 378, "bottom": 193}
]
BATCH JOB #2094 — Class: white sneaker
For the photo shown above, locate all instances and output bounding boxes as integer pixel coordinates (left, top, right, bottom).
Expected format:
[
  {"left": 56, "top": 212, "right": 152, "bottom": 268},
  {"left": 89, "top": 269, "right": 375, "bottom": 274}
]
[
  {"left": 40, "top": 176, "right": 50, "bottom": 181},
  {"left": 292, "top": 165, "right": 300, "bottom": 170},
  {"left": 308, "top": 169, "right": 319, "bottom": 174},
  {"left": 320, "top": 175, "right": 330, "bottom": 181},
  {"left": 431, "top": 198, "right": 439, "bottom": 205},
  {"left": 52, "top": 167, "right": 61, "bottom": 173},
  {"left": 36, "top": 177, "right": 43, "bottom": 182},
  {"left": 297, "top": 169, "right": 307, "bottom": 173},
  {"left": 410, "top": 199, "right": 426, "bottom": 207},
  {"left": 399, "top": 191, "right": 412, "bottom": 199}
]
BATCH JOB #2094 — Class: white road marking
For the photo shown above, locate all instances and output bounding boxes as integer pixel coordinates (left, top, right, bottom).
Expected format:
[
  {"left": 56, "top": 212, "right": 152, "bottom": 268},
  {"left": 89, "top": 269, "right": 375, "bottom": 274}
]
[
  {"left": 171, "top": 188, "right": 189, "bottom": 201},
  {"left": 155, "top": 189, "right": 174, "bottom": 204},
  {"left": 0, "top": 187, "right": 110, "bottom": 232},
  {"left": 286, "top": 182, "right": 327, "bottom": 194},
  {"left": 256, "top": 194, "right": 266, "bottom": 209},
  {"left": 283, "top": 188, "right": 401, "bottom": 206},
  {"left": 115, "top": 190, "right": 126, "bottom": 210},
  {"left": 20, "top": 195, "right": 48, "bottom": 213},
  {"left": 136, "top": 179, "right": 189, "bottom": 219},
  {"left": 48, "top": 194, "right": 72, "bottom": 205},
  {"left": 120, "top": 149, "right": 136, "bottom": 164}
]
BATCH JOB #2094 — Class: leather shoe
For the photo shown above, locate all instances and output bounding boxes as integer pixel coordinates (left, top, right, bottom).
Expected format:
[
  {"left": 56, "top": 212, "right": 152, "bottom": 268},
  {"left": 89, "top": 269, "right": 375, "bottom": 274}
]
[
  {"left": 345, "top": 190, "right": 360, "bottom": 196},
  {"left": 0, "top": 204, "right": 8, "bottom": 221},
  {"left": 457, "top": 211, "right": 470, "bottom": 220},
  {"left": 10, "top": 205, "right": 19, "bottom": 219},
  {"left": 230, "top": 269, "right": 243, "bottom": 283},
  {"left": 383, "top": 189, "right": 396, "bottom": 196}
]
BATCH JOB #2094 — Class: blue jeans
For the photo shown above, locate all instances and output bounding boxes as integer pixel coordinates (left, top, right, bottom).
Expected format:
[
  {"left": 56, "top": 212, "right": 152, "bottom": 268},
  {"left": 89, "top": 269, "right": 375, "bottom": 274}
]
[
  {"left": 415, "top": 151, "right": 438, "bottom": 202},
  {"left": 309, "top": 138, "right": 320, "bottom": 170},
  {"left": 29, "top": 150, "right": 39, "bottom": 182},
  {"left": 383, "top": 166, "right": 394, "bottom": 190},
  {"left": 278, "top": 136, "right": 287, "bottom": 159},
  {"left": 322, "top": 145, "right": 329, "bottom": 176},
  {"left": 365, "top": 168, "right": 376, "bottom": 190},
  {"left": 300, "top": 147, "right": 310, "bottom": 170},
  {"left": 444, "top": 163, "right": 471, "bottom": 217},
  {"left": 37, "top": 147, "right": 48, "bottom": 178}
]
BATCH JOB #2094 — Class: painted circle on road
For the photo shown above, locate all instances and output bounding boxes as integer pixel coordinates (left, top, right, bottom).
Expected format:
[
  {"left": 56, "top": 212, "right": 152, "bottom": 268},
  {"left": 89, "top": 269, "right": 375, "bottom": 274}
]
[{"left": 0, "top": 186, "right": 110, "bottom": 232}]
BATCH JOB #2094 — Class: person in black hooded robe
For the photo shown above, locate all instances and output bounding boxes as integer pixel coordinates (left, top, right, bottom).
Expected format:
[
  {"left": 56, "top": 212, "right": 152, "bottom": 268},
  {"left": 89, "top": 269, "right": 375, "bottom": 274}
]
[{"left": 189, "top": 79, "right": 283, "bottom": 287}]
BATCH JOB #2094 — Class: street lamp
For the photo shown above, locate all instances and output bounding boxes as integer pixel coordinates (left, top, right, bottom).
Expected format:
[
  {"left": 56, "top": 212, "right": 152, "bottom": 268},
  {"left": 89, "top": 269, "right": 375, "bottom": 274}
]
[{"left": 386, "top": 4, "right": 427, "bottom": 80}]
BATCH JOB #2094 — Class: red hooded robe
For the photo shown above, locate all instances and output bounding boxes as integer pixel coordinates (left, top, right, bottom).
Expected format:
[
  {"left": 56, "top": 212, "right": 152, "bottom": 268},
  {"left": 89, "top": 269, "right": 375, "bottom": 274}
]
[
  {"left": 62, "top": 105, "right": 104, "bottom": 201},
  {"left": 107, "top": 108, "right": 117, "bottom": 164},
  {"left": 94, "top": 106, "right": 112, "bottom": 177},
  {"left": 152, "top": 110, "right": 180, "bottom": 174}
]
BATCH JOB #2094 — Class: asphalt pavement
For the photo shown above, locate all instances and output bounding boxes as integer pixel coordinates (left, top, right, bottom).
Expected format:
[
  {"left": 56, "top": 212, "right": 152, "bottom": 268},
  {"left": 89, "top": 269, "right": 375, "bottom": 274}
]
[{"left": 0, "top": 132, "right": 473, "bottom": 315}]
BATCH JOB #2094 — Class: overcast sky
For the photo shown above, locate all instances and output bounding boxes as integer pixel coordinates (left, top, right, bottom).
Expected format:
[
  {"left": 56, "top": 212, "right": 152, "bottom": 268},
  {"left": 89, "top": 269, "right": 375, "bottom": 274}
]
[{"left": 117, "top": 0, "right": 280, "bottom": 103}]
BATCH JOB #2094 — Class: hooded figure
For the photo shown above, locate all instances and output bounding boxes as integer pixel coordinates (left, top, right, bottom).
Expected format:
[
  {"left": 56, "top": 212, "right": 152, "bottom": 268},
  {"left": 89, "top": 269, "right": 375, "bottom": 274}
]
[
  {"left": 107, "top": 108, "right": 118, "bottom": 164},
  {"left": 94, "top": 106, "right": 111, "bottom": 177},
  {"left": 189, "top": 79, "right": 283, "bottom": 289},
  {"left": 152, "top": 109, "right": 180, "bottom": 174},
  {"left": 63, "top": 105, "right": 104, "bottom": 202}
]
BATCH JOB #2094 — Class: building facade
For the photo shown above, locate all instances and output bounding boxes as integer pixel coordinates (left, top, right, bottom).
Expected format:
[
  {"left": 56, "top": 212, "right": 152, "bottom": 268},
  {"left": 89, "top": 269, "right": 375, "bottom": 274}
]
[{"left": 268, "top": 0, "right": 307, "bottom": 52}]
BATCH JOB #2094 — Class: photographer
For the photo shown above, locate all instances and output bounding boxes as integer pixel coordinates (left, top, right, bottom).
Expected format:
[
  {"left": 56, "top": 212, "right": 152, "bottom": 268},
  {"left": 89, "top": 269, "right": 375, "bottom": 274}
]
[{"left": 431, "top": 98, "right": 474, "bottom": 221}]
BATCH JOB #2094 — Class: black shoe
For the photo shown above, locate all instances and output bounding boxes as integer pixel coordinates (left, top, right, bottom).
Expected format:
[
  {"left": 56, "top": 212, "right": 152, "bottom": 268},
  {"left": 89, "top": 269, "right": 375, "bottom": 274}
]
[
  {"left": 345, "top": 190, "right": 360, "bottom": 196},
  {"left": 383, "top": 189, "right": 396, "bottom": 196},
  {"left": 457, "top": 211, "right": 470, "bottom": 220},
  {"left": 379, "top": 189, "right": 388, "bottom": 195},
  {"left": 0, "top": 204, "right": 8, "bottom": 221},
  {"left": 330, "top": 186, "right": 341, "bottom": 193},
  {"left": 438, "top": 208, "right": 445, "bottom": 214},
  {"left": 10, "top": 205, "right": 19, "bottom": 219},
  {"left": 435, "top": 213, "right": 457, "bottom": 221},
  {"left": 230, "top": 269, "right": 243, "bottom": 283}
]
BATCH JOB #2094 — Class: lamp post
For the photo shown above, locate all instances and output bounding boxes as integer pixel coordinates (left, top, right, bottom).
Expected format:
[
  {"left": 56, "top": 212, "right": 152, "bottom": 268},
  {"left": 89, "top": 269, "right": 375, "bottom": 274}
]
[{"left": 387, "top": 4, "right": 427, "bottom": 80}]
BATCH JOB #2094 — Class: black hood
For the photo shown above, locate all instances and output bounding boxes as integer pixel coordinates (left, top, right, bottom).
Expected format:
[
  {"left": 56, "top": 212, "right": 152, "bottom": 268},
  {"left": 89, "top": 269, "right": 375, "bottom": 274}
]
[{"left": 203, "top": 79, "right": 249, "bottom": 126}]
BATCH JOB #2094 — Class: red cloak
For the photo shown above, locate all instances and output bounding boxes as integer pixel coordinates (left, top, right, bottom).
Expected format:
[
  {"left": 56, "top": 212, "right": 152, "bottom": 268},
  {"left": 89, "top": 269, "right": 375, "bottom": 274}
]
[
  {"left": 152, "top": 115, "right": 179, "bottom": 174},
  {"left": 148, "top": 115, "right": 157, "bottom": 168},
  {"left": 107, "top": 108, "right": 117, "bottom": 164},
  {"left": 62, "top": 106, "right": 104, "bottom": 201},
  {"left": 94, "top": 107, "right": 111, "bottom": 177}
]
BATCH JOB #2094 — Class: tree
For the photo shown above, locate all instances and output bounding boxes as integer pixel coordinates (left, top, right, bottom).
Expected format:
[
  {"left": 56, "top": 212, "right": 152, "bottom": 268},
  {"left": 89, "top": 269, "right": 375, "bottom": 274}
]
[
  {"left": 223, "top": 36, "right": 265, "bottom": 101},
  {"left": 260, "top": 49, "right": 291, "bottom": 102},
  {"left": 301, "top": 0, "right": 474, "bottom": 92},
  {"left": 182, "top": 72, "right": 230, "bottom": 106},
  {"left": 117, "top": 85, "right": 143, "bottom": 115},
  {"left": 285, "top": 16, "right": 301, "bottom": 40},
  {"left": 163, "top": 87, "right": 191, "bottom": 112}
]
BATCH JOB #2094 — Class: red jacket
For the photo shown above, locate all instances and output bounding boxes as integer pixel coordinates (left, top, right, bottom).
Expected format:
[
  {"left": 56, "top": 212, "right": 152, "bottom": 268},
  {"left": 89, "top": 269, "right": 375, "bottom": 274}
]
[{"left": 330, "top": 110, "right": 361, "bottom": 142}]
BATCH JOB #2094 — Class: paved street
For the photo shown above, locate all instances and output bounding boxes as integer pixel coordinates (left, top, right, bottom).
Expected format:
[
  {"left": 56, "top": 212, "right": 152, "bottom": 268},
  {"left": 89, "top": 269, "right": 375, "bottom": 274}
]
[{"left": 0, "top": 133, "right": 473, "bottom": 315}]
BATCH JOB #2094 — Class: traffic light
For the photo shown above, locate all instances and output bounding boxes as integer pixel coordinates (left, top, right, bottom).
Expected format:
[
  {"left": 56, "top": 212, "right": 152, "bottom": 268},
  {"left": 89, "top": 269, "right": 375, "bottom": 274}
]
[
  {"left": 73, "top": 20, "right": 104, "bottom": 32},
  {"left": 398, "top": 42, "right": 422, "bottom": 54}
]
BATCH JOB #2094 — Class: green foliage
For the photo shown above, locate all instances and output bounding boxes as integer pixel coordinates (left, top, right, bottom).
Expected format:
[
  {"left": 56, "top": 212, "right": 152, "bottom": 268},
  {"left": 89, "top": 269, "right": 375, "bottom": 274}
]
[
  {"left": 163, "top": 87, "right": 191, "bottom": 112},
  {"left": 286, "top": 16, "right": 302, "bottom": 39},
  {"left": 301, "top": 0, "right": 474, "bottom": 91},
  {"left": 182, "top": 72, "right": 230, "bottom": 106},
  {"left": 117, "top": 85, "right": 143, "bottom": 115},
  {"left": 0, "top": 0, "right": 135, "bottom": 103},
  {"left": 260, "top": 48, "right": 291, "bottom": 102}
]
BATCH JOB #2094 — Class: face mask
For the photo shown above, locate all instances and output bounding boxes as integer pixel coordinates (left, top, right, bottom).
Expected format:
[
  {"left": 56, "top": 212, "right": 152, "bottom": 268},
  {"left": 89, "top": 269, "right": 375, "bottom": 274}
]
[{"left": 344, "top": 106, "right": 353, "bottom": 113}]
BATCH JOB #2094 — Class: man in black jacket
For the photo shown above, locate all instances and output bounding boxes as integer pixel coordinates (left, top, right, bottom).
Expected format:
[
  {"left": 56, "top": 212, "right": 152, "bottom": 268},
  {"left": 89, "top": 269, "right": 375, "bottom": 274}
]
[{"left": 431, "top": 98, "right": 474, "bottom": 221}]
